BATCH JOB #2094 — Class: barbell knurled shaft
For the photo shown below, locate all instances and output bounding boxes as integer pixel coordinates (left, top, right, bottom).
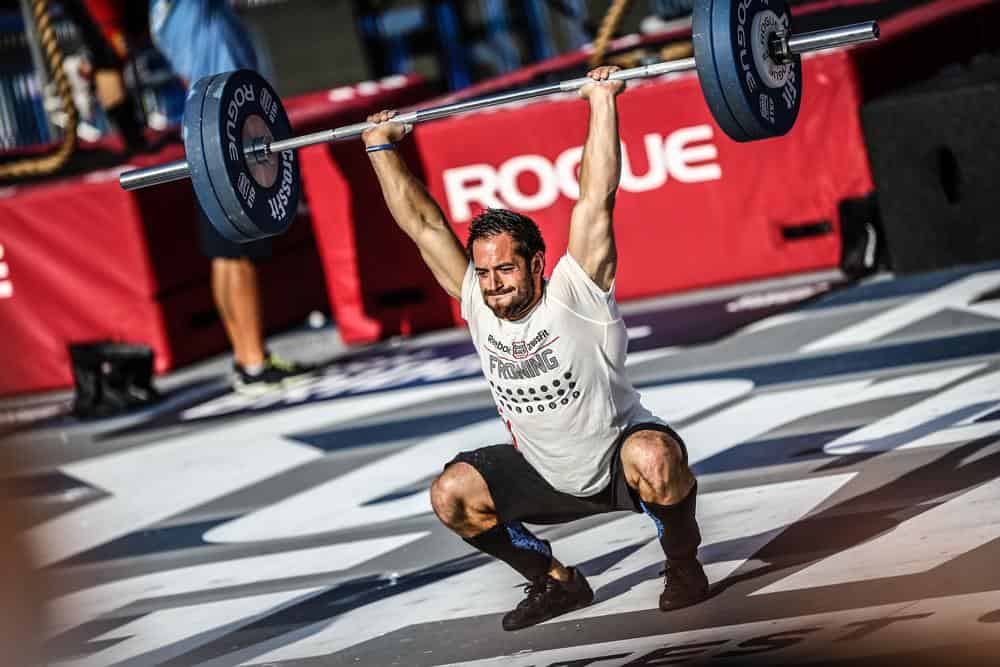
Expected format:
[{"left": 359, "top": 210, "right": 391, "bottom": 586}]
[{"left": 559, "top": 57, "right": 698, "bottom": 91}]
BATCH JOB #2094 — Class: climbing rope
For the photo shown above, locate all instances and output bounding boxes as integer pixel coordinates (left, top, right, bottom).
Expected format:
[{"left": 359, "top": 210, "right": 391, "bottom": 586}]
[
  {"left": 588, "top": 0, "right": 633, "bottom": 67},
  {"left": 0, "top": 0, "right": 79, "bottom": 179}
]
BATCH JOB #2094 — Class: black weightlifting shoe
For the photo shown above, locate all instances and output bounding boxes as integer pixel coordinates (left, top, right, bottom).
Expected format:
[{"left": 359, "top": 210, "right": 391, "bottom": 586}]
[
  {"left": 658, "top": 557, "right": 709, "bottom": 611},
  {"left": 233, "top": 354, "right": 315, "bottom": 395},
  {"left": 502, "top": 567, "right": 594, "bottom": 631}
]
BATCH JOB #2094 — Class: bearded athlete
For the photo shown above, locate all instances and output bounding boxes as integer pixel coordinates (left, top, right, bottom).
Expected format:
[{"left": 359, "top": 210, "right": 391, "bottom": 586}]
[{"left": 362, "top": 65, "right": 709, "bottom": 630}]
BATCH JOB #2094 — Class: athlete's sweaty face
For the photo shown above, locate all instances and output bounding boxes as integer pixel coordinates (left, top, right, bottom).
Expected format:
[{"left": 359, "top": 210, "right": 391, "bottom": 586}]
[{"left": 472, "top": 233, "right": 543, "bottom": 321}]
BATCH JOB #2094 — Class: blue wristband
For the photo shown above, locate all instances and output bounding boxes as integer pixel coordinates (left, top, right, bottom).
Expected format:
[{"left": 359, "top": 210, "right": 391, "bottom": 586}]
[{"left": 366, "top": 143, "right": 395, "bottom": 154}]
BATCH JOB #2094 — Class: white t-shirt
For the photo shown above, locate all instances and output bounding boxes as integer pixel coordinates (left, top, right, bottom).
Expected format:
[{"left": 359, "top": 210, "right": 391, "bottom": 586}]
[{"left": 461, "top": 253, "right": 662, "bottom": 496}]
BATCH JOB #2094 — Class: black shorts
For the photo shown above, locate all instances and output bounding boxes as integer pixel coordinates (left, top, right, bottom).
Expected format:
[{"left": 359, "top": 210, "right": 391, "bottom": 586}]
[
  {"left": 198, "top": 207, "right": 272, "bottom": 260},
  {"left": 447, "top": 422, "right": 688, "bottom": 526}
]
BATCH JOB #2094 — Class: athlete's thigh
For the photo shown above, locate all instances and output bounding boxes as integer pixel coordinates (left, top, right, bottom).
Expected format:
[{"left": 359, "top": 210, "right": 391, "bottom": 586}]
[{"left": 448, "top": 444, "right": 606, "bottom": 525}]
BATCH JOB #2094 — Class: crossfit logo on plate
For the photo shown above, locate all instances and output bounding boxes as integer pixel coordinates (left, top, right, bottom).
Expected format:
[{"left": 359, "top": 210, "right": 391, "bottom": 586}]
[
  {"left": 443, "top": 125, "right": 721, "bottom": 221},
  {"left": 0, "top": 243, "right": 11, "bottom": 299},
  {"left": 781, "top": 65, "right": 798, "bottom": 109},
  {"left": 268, "top": 150, "right": 296, "bottom": 220}
]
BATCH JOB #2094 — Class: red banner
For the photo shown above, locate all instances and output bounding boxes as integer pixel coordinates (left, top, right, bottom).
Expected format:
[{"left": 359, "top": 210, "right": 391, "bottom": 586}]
[
  {"left": 0, "top": 171, "right": 183, "bottom": 396},
  {"left": 0, "top": 167, "right": 326, "bottom": 396}
]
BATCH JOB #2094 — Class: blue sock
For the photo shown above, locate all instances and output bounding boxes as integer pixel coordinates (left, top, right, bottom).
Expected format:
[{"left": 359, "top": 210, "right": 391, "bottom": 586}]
[
  {"left": 640, "top": 481, "right": 702, "bottom": 561},
  {"left": 465, "top": 522, "right": 552, "bottom": 581}
]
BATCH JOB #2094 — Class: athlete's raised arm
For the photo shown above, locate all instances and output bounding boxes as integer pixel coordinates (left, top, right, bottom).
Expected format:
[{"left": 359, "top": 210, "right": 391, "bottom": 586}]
[
  {"left": 567, "top": 66, "right": 626, "bottom": 291},
  {"left": 363, "top": 111, "right": 468, "bottom": 298}
]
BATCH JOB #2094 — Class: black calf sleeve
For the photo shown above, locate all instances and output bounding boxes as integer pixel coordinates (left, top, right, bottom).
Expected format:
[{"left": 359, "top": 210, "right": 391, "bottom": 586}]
[
  {"left": 465, "top": 522, "right": 552, "bottom": 581},
  {"left": 640, "top": 481, "right": 702, "bottom": 561}
]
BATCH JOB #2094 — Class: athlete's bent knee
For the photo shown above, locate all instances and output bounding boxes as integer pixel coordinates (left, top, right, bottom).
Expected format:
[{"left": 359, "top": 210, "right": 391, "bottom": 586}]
[
  {"left": 623, "top": 431, "right": 694, "bottom": 502},
  {"left": 429, "top": 462, "right": 492, "bottom": 530},
  {"left": 429, "top": 471, "right": 460, "bottom": 525}
]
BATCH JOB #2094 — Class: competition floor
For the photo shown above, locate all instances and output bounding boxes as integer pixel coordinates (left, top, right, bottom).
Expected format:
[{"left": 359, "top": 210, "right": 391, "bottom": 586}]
[{"left": 6, "top": 261, "right": 1000, "bottom": 666}]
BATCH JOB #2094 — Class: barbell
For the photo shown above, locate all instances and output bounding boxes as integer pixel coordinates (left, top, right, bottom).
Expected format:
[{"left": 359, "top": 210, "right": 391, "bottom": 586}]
[{"left": 118, "top": 0, "right": 879, "bottom": 243}]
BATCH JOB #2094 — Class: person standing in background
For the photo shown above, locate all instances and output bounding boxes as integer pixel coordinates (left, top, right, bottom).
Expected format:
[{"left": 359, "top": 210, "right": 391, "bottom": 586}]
[{"left": 150, "top": 0, "right": 312, "bottom": 394}]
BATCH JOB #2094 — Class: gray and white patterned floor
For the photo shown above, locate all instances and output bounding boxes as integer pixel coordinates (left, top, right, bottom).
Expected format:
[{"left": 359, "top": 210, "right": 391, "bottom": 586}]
[{"left": 6, "top": 262, "right": 1000, "bottom": 666}]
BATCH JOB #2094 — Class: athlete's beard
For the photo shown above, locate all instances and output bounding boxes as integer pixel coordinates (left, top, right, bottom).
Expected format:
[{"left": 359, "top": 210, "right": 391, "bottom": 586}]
[{"left": 486, "top": 278, "right": 536, "bottom": 320}]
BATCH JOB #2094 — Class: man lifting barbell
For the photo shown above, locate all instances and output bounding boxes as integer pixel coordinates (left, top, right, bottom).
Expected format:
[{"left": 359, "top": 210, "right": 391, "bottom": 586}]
[
  {"left": 114, "top": 0, "right": 880, "bottom": 626},
  {"left": 362, "top": 65, "right": 708, "bottom": 630}
]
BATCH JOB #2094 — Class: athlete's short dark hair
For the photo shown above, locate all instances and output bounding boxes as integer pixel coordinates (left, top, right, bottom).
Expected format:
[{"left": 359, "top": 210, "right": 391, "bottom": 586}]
[{"left": 466, "top": 209, "right": 546, "bottom": 262}]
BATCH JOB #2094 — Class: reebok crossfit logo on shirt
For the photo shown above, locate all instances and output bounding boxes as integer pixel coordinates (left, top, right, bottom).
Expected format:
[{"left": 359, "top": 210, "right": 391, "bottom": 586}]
[
  {"left": 487, "top": 334, "right": 513, "bottom": 355},
  {"left": 489, "top": 329, "right": 552, "bottom": 359},
  {"left": 519, "top": 329, "right": 552, "bottom": 358},
  {"left": 487, "top": 331, "right": 560, "bottom": 376}
]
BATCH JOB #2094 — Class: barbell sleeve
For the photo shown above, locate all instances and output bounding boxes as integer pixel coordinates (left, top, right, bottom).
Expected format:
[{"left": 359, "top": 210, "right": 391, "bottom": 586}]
[
  {"left": 119, "top": 158, "right": 191, "bottom": 191},
  {"left": 788, "top": 20, "right": 879, "bottom": 56}
]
